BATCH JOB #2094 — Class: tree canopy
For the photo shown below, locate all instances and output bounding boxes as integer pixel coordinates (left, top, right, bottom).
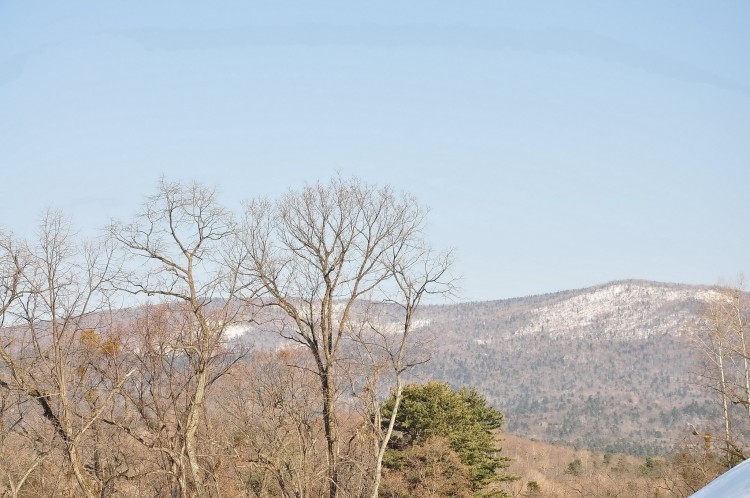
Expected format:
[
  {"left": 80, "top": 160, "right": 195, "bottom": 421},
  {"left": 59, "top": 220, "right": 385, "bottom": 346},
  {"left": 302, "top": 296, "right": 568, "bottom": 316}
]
[{"left": 381, "top": 382, "right": 514, "bottom": 494}]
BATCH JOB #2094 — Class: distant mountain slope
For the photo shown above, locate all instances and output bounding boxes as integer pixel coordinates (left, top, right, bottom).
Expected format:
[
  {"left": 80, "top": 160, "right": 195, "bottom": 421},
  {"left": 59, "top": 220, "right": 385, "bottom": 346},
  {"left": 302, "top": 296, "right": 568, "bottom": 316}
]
[
  {"left": 415, "top": 280, "right": 720, "bottom": 341},
  {"left": 407, "top": 280, "right": 725, "bottom": 455}
]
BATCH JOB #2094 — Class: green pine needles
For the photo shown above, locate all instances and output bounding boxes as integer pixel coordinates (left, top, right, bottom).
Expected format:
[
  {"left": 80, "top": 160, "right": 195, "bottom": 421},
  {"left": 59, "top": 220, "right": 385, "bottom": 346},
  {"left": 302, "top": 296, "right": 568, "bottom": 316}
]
[{"left": 381, "top": 382, "right": 516, "bottom": 497}]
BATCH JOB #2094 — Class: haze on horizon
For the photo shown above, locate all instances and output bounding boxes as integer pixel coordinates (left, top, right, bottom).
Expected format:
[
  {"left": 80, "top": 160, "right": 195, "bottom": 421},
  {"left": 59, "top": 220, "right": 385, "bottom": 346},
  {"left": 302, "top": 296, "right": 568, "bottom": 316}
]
[{"left": 1, "top": 1, "right": 748, "bottom": 301}]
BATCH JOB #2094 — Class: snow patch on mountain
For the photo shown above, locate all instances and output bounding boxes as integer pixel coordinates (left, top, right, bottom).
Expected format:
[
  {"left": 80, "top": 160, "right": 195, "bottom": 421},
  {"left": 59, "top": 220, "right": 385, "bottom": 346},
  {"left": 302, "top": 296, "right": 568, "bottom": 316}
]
[{"left": 512, "top": 282, "right": 724, "bottom": 340}]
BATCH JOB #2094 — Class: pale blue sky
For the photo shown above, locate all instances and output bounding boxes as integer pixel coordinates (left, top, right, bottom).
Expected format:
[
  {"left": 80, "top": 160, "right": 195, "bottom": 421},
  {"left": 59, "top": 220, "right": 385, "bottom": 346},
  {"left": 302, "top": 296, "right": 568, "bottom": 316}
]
[{"left": 1, "top": 2, "right": 748, "bottom": 300}]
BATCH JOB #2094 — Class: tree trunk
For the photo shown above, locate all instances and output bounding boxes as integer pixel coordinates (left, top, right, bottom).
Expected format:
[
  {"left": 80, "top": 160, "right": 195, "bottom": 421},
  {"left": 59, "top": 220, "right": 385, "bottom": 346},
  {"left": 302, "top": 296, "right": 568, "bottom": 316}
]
[
  {"left": 717, "top": 345, "right": 732, "bottom": 468},
  {"left": 184, "top": 351, "right": 210, "bottom": 497},
  {"left": 322, "top": 367, "right": 338, "bottom": 498},
  {"left": 68, "top": 445, "right": 99, "bottom": 498},
  {"left": 371, "top": 380, "right": 403, "bottom": 498}
]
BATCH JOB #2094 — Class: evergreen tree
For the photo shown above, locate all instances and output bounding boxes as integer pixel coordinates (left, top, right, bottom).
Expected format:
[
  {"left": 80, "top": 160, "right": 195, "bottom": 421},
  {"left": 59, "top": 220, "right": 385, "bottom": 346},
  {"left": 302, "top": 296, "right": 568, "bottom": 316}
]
[{"left": 381, "top": 382, "right": 514, "bottom": 494}]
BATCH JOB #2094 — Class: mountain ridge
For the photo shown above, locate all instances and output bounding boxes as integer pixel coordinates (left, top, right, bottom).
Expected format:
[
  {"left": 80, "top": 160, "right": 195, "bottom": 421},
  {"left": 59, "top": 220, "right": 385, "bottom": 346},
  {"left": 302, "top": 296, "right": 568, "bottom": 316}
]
[{"left": 403, "top": 279, "right": 731, "bottom": 455}]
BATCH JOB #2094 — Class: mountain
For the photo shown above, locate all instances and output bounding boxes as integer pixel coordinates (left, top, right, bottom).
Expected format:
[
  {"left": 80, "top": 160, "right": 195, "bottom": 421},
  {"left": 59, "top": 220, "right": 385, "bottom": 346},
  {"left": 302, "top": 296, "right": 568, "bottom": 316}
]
[{"left": 403, "top": 280, "right": 726, "bottom": 455}]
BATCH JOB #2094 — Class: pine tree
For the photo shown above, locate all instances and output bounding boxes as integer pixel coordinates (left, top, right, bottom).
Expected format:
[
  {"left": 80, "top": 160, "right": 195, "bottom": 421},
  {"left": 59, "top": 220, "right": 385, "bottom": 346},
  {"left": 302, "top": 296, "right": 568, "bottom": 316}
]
[{"left": 381, "top": 382, "right": 515, "bottom": 495}]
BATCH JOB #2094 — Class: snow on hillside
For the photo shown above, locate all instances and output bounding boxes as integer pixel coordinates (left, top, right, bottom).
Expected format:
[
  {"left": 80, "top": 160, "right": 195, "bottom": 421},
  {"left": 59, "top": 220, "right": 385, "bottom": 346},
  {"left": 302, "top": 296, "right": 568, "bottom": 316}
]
[
  {"left": 512, "top": 281, "right": 724, "bottom": 340},
  {"left": 218, "top": 280, "right": 728, "bottom": 344},
  {"left": 223, "top": 322, "right": 254, "bottom": 340},
  {"left": 219, "top": 313, "right": 430, "bottom": 344}
]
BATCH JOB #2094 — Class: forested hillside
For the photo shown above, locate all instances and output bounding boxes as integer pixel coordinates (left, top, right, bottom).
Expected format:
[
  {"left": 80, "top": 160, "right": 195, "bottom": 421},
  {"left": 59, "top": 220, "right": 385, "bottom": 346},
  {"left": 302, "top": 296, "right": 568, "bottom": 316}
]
[{"left": 405, "top": 281, "right": 727, "bottom": 455}]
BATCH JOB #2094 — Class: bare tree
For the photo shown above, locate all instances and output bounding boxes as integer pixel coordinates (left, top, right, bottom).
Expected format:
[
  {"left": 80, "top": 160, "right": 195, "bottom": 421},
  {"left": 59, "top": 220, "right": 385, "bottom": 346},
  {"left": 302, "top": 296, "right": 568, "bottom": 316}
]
[
  {"left": 690, "top": 281, "right": 750, "bottom": 468},
  {"left": 0, "top": 230, "right": 24, "bottom": 328},
  {"left": 722, "top": 279, "right": 750, "bottom": 416},
  {"left": 240, "top": 176, "right": 451, "bottom": 498},
  {"left": 0, "top": 213, "right": 130, "bottom": 498},
  {"left": 373, "top": 247, "right": 453, "bottom": 497},
  {"left": 0, "top": 233, "right": 46, "bottom": 498},
  {"left": 109, "top": 179, "right": 254, "bottom": 498},
  {"left": 348, "top": 244, "right": 454, "bottom": 498},
  {"left": 216, "top": 349, "right": 328, "bottom": 498}
]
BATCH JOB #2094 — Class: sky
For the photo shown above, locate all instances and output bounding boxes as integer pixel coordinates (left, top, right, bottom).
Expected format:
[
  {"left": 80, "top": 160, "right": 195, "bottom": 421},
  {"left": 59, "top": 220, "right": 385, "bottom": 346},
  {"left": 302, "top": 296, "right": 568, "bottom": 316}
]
[{"left": 1, "top": 2, "right": 749, "bottom": 301}]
